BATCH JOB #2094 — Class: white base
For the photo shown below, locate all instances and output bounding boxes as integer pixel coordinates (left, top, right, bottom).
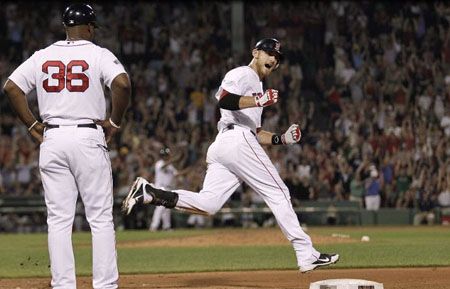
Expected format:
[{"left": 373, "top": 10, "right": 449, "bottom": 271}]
[{"left": 309, "top": 279, "right": 384, "bottom": 289}]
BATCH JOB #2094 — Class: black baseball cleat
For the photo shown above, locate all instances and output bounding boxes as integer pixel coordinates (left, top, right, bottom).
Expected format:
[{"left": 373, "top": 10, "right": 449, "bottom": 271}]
[
  {"left": 299, "top": 253, "right": 340, "bottom": 273},
  {"left": 121, "top": 177, "right": 179, "bottom": 215},
  {"left": 121, "top": 177, "right": 146, "bottom": 215}
]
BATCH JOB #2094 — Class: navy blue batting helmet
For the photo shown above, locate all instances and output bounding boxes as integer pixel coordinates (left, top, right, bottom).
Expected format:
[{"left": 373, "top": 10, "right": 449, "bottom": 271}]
[
  {"left": 255, "top": 38, "right": 283, "bottom": 61},
  {"left": 62, "top": 3, "right": 98, "bottom": 27}
]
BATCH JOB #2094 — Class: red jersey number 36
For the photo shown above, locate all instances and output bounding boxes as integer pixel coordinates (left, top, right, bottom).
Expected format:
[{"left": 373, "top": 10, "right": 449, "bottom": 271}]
[{"left": 42, "top": 60, "right": 89, "bottom": 92}]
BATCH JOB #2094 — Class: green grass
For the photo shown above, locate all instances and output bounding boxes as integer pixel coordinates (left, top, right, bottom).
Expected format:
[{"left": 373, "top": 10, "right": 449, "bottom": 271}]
[
  {"left": 313, "top": 226, "right": 450, "bottom": 268},
  {"left": 1, "top": 226, "right": 449, "bottom": 278}
]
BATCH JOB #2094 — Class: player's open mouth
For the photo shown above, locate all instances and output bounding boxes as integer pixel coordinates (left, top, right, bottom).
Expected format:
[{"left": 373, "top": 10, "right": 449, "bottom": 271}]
[{"left": 265, "top": 64, "right": 273, "bottom": 69}]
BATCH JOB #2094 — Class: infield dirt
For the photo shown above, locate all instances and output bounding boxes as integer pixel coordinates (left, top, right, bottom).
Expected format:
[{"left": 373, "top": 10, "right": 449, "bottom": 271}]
[{"left": 1, "top": 267, "right": 450, "bottom": 289}]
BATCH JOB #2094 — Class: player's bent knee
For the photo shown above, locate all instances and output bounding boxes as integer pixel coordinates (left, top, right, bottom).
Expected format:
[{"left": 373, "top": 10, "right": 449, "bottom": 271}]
[{"left": 202, "top": 204, "right": 222, "bottom": 215}]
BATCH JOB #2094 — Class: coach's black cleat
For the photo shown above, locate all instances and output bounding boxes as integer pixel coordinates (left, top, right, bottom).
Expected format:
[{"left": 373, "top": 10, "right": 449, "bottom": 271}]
[
  {"left": 299, "top": 253, "right": 340, "bottom": 273},
  {"left": 121, "top": 177, "right": 179, "bottom": 215}
]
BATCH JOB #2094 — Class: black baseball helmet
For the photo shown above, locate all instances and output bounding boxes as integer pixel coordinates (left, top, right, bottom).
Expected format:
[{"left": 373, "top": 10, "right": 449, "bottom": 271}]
[
  {"left": 255, "top": 38, "right": 283, "bottom": 62},
  {"left": 62, "top": 3, "right": 98, "bottom": 27}
]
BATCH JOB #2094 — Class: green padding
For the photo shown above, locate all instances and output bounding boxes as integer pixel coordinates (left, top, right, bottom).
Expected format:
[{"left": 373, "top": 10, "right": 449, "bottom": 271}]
[
  {"left": 360, "top": 210, "right": 376, "bottom": 225},
  {"left": 441, "top": 208, "right": 450, "bottom": 216},
  {"left": 0, "top": 196, "right": 45, "bottom": 207},
  {"left": 338, "top": 211, "right": 361, "bottom": 225},
  {"left": 300, "top": 200, "right": 360, "bottom": 208},
  {"left": 299, "top": 212, "right": 324, "bottom": 225},
  {"left": 376, "top": 208, "right": 411, "bottom": 225}
]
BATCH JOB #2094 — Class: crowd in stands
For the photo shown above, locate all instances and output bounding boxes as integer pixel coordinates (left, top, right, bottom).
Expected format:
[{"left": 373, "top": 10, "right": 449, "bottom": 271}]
[{"left": 1, "top": 1, "right": 450, "bottom": 231}]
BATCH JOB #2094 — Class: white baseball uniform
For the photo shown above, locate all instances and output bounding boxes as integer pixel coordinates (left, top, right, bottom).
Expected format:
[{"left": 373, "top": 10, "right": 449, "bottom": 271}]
[
  {"left": 173, "top": 66, "right": 320, "bottom": 268},
  {"left": 8, "top": 40, "right": 126, "bottom": 289},
  {"left": 150, "top": 159, "right": 177, "bottom": 231}
]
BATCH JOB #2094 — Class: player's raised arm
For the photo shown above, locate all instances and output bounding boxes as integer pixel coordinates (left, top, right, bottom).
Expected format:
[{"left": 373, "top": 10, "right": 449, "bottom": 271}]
[
  {"left": 217, "top": 87, "right": 279, "bottom": 110},
  {"left": 256, "top": 124, "right": 302, "bottom": 145}
]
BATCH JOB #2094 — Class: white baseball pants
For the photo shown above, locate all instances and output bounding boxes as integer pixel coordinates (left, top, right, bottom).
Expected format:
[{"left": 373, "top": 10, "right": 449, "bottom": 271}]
[
  {"left": 174, "top": 126, "right": 320, "bottom": 267},
  {"left": 365, "top": 195, "right": 381, "bottom": 211},
  {"left": 39, "top": 125, "right": 118, "bottom": 289}
]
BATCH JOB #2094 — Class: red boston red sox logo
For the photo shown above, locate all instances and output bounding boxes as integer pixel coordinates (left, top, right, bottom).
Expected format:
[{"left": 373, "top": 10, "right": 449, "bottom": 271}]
[{"left": 42, "top": 60, "right": 89, "bottom": 93}]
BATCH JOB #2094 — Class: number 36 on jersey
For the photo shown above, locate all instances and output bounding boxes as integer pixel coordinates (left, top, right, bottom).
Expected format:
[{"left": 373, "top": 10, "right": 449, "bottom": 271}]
[{"left": 42, "top": 60, "right": 89, "bottom": 92}]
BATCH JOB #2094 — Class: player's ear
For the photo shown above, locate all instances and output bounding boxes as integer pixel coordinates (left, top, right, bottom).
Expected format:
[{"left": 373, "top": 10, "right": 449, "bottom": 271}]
[{"left": 252, "top": 49, "right": 259, "bottom": 58}]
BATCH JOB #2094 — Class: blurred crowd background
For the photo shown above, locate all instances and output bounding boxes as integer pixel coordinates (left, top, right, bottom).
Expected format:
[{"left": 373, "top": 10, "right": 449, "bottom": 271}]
[{"left": 1, "top": 1, "right": 450, "bottom": 231}]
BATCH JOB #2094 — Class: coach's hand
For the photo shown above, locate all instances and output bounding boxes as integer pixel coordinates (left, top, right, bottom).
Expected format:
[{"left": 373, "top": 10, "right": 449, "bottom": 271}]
[
  {"left": 255, "top": 89, "right": 278, "bottom": 107},
  {"left": 95, "top": 118, "right": 119, "bottom": 144},
  {"left": 29, "top": 122, "right": 45, "bottom": 144},
  {"left": 281, "top": 124, "right": 301, "bottom": 144}
]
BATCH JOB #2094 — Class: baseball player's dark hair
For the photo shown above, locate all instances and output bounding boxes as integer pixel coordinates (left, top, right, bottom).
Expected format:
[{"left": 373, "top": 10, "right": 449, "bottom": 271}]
[{"left": 218, "top": 93, "right": 241, "bottom": 110}]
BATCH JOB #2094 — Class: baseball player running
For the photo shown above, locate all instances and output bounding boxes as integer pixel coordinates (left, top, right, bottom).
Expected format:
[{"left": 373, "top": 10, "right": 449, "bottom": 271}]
[
  {"left": 4, "top": 4, "right": 131, "bottom": 289},
  {"left": 122, "top": 38, "right": 339, "bottom": 272},
  {"left": 149, "top": 146, "right": 178, "bottom": 231}
]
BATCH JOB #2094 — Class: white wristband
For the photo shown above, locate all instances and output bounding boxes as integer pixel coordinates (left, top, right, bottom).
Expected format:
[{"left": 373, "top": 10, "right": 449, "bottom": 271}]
[
  {"left": 28, "top": 120, "right": 38, "bottom": 131},
  {"left": 109, "top": 118, "right": 121, "bottom": 129}
]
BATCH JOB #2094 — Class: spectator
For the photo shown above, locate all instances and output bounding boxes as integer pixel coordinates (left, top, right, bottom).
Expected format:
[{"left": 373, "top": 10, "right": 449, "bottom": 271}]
[
  {"left": 413, "top": 188, "right": 437, "bottom": 226},
  {"left": 364, "top": 168, "right": 383, "bottom": 211},
  {"left": 349, "top": 166, "right": 364, "bottom": 207},
  {"left": 394, "top": 161, "right": 413, "bottom": 207},
  {"left": 437, "top": 179, "right": 450, "bottom": 208}
]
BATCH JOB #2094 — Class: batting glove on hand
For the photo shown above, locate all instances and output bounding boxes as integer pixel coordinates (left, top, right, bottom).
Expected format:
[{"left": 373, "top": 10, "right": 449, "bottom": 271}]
[
  {"left": 281, "top": 124, "right": 302, "bottom": 144},
  {"left": 255, "top": 89, "right": 278, "bottom": 107}
]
